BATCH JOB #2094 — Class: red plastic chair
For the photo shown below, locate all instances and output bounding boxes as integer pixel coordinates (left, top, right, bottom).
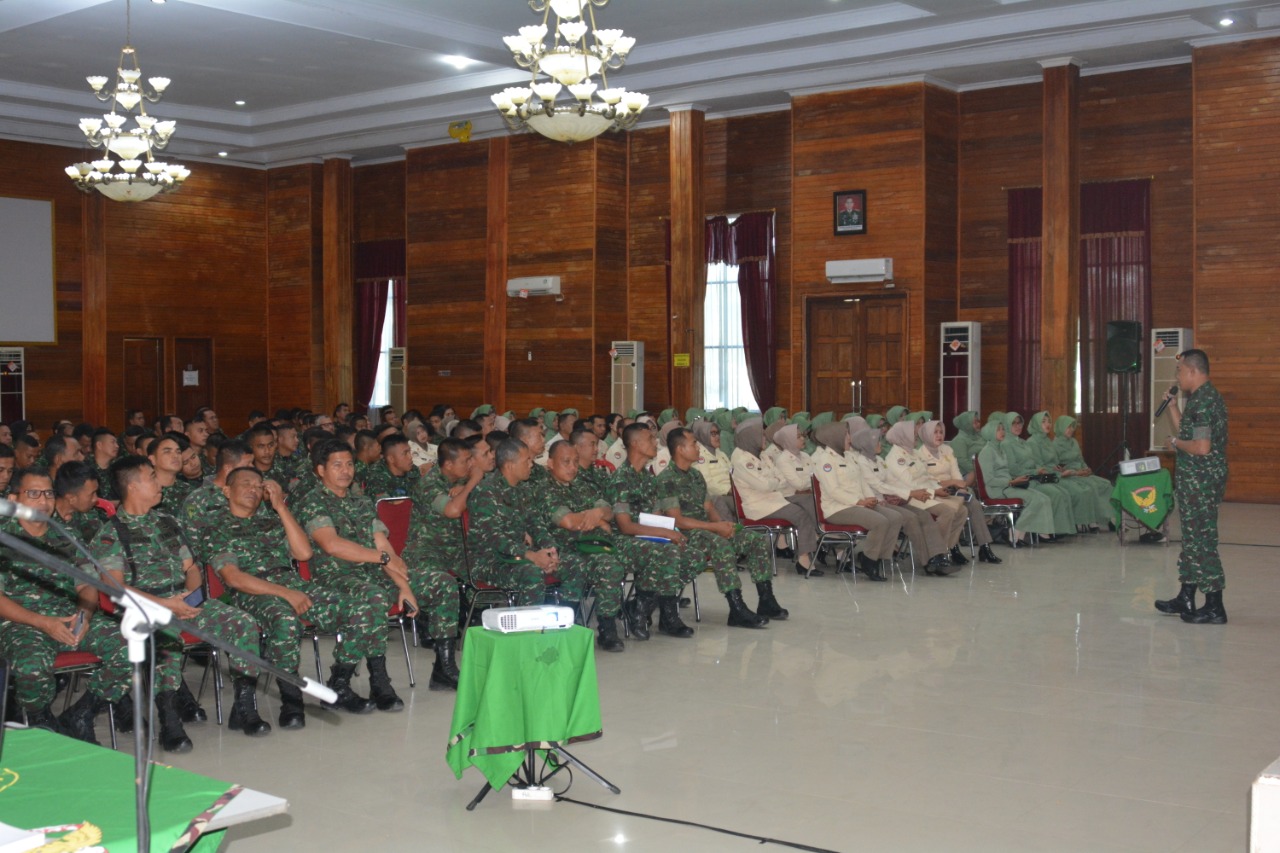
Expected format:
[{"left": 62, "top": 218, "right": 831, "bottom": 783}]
[
  {"left": 971, "top": 454, "right": 1027, "bottom": 544},
  {"left": 730, "top": 481, "right": 796, "bottom": 576},
  {"left": 372, "top": 498, "right": 417, "bottom": 686},
  {"left": 593, "top": 459, "right": 616, "bottom": 473},
  {"left": 52, "top": 650, "right": 118, "bottom": 749}
]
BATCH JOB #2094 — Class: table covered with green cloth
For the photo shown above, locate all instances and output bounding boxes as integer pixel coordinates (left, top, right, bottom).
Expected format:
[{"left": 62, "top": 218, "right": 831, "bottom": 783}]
[
  {"left": 1111, "top": 468, "right": 1174, "bottom": 531},
  {"left": 446, "top": 625, "right": 602, "bottom": 790},
  {"left": 0, "top": 728, "right": 235, "bottom": 852}
]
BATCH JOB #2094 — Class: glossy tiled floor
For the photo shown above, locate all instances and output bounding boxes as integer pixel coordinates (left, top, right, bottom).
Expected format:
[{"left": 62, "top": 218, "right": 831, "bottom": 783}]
[{"left": 156, "top": 504, "right": 1277, "bottom": 852}]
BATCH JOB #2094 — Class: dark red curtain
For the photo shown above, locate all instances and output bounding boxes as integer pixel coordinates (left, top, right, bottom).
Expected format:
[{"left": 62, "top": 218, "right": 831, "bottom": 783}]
[
  {"left": 354, "top": 240, "right": 406, "bottom": 411},
  {"left": 730, "top": 212, "right": 777, "bottom": 410},
  {"left": 1078, "top": 180, "right": 1151, "bottom": 471},
  {"left": 1007, "top": 188, "right": 1043, "bottom": 414},
  {"left": 705, "top": 216, "right": 732, "bottom": 263}
]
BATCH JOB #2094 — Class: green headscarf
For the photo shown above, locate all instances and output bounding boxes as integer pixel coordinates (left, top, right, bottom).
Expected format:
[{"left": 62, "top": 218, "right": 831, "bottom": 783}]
[
  {"left": 684, "top": 407, "right": 705, "bottom": 424},
  {"left": 471, "top": 404, "right": 494, "bottom": 419},
  {"left": 529, "top": 407, "right": 546, "bottom": 419},
  {"left": 543, "top": 410, "right": 559, "bottom": 430},
  {"left": 658, "top": 408, "right": 678, "bottom": 426},
  {"left": 1052, "top": 415, "right": 1087, "bottom": 469},
  {"left": 885, "top": 406, "right": 908, "bottom": 425},
  {"left": 950, "top": 410, "right": 985, "bottom": 475},
  {"left": 1025, "top": 410, "right": 1058, "bottom": 468},
  {"left": 763, "top": 407, "right": 787, "bottom": 426},
  {"left": 980, "top": 420, "right": 1004, "bottom": 444},
  {"left": 810, "top": 411, "right": 835, "bottom": 429},
  {"left": 865, "top": 414, "right": 884, "bottom": 429},
  {"left": 712, "top": 409, "right": 736, "bottom": 455},
  {"left": 789, "top": 411, "right": 810, "bottom": 424},
  {"left": 906, "top": 410, "right": 932, "bottom": 424},
  {"left": 953, "top": 410, "right": 980, "bottom": 437}
]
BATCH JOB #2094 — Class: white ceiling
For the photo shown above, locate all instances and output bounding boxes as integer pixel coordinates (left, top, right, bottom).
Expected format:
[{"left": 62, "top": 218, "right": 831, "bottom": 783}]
[{"left": 1, "top": 0, "right": 1278, "bottom": 167}]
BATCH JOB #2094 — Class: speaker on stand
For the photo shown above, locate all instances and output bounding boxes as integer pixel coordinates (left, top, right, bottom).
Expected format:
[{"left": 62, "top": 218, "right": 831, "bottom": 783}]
[{"left": 1099, "top": 321, "right": 1142, "bottom": 476}]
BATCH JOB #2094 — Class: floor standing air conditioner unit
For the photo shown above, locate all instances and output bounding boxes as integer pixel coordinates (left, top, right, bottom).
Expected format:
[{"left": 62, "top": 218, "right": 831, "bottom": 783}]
[
  {"left": 388, "top": 346, "right": 407, "bottom": 414},
  {"left": 610, "top": 341, "right": 644, "bottom": 414},
  {"left": 939, "top": 322, "right": 980, "bottom": 437},
  {"left": 0, "top": 347, "right": 25, "bottom": 423},
  {"left": 1149, "top": 327, "right": 1192, "bottom": 451}
]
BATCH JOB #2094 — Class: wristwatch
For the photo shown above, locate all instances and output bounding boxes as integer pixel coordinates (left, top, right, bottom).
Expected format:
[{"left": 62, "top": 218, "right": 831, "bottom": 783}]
[{"left": 379, "top": 550, "right": 391, "bottom": 565}]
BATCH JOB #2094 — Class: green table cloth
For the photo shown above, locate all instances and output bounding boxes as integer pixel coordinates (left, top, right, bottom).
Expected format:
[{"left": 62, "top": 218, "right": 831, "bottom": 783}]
[
  {"left": 0, "top": 728, "right": 234, "bottom": 852},
  {"left": 446, "top": 625, "right": 602, "bottom": 789},
  {"left": 1111, "top": 468, "right": 1174, "bottom": 531}
]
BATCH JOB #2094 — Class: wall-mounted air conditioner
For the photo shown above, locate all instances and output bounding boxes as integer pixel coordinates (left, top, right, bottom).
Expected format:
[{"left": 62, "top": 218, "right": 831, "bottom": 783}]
[
  {"left": 825, "top": 258, "right": 893, "bottom": 284},
  {"left": 506, "top": 275, "right": 561, "bottom": 297}
]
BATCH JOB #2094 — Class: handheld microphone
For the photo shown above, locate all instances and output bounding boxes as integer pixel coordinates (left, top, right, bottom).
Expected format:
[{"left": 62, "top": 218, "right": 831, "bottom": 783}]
[
  {"left": 0, "top": 498, "right": 49, "bottom": 523},
  {"left": 1153, "top": 385, "right": 1178, "bottom": 419}
]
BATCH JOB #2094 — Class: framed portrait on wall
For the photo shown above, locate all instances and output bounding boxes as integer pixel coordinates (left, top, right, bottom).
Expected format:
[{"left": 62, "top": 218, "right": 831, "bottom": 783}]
[{"left": 833, "top": 190, "right": 866, "bottom": 236}]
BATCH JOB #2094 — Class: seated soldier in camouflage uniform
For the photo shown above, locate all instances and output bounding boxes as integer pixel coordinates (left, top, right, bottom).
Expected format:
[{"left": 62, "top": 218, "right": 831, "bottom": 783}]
[
  {"left": 361, "top": 433, "right": 420, "bottom": 499},
  {"left": 148, "top": 433, "right": 194, "bottom": 516},
  {"left": 179, "top": 440, "right": 252, "bottom": 566},
  {"left": 88, "top": 455, "right": 267, "bottom": 752},
  {"left": 467, "top": 438, "right": 558, "bottom": 607},
  {"left": 290, "top": 439, "right": 419, "bottom": 713},
  {"left": 207, "top": 467, "right": 391, "bottom": 726},
  {"left": 0, "top": 444, "right": 14, "bottom": 495},
  {"left": 285, "top": 427, "right": 331, "bottom": 506},
  {"left": 88, "top": 427, "right": 120, "bottom": 503},
  {"left": 243, "top": 424, "right": 288, "bottom": 494},
  {"left": 0, "top": 467, "right": 130, "bottom": 744},
  {"left": 657, "top": 428, "right": 788, "bottom": 629},
  {"left": 608, "top": 423, "right": 706, "bottom": 640},
  {"left": 534, "top": 441, "right": 627, "bottom": 652},
  {"left": 52, "top": 461, "right": 110, "bottom": 542}
]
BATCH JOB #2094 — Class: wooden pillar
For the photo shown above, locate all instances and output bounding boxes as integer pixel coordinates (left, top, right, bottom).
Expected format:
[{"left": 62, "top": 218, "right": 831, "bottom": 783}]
[
  {"left": 668, "top": 105, "right": 705, "bottom": 412},
  {"left": 81, "top": 192, "right": 108, "bottom": 425},
  {"left": 322, "top": 157, "right": 353, "bottom": 407},
  {"left": 484, "top": 137, "right": 509, "bottom": 408},
  {"left": 1040, "top": 58, "right": 1080, "bottom": 418}
]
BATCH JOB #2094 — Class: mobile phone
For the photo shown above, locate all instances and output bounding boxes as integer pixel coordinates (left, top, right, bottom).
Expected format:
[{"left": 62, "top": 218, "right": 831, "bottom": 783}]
[
  {"left": 70, "top": 611, "right": 86, "bottom": 636},
  {"left": 183, "top": 587, "right": 207, "bottom": 608}
]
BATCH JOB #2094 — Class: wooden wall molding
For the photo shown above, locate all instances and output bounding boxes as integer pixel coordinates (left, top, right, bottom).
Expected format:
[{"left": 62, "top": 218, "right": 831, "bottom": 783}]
[{"left": 1039, "top": 62, "right": 1080, "bottom": 421}]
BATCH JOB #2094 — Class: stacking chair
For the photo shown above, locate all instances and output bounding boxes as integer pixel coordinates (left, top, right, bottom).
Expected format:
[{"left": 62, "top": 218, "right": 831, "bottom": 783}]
[
  {"left": 809, "top": 475, "right": 868, "bottom": 575},
  {"left": 52, "top": 650, "right": 118, "bottom": 749},
  {"left": 179, "top": 566, "right": 226, "bottom": 724},
  {"left": 458, "top": 510, "right": 518, "bottom": 640},
  {"left": 730, "top": 482, "right": 796, "bottom": 576},
  {"left": 971, "top": 454, "right": 1028, "bottom": 545}
]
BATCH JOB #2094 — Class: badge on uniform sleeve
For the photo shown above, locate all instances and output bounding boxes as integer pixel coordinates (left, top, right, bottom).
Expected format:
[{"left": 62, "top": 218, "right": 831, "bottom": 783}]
[
  {"left": 697, "top": 456, "right": 705, "bottom": 464},
  {"left": 822, "top": 463, "right": 832, "bottom": 472},
  {"left": 897, "top": 457, "right": 906, "bottom": 466},
  {"left": 746, "top": 462, "right": 755, "bottom": 469}
]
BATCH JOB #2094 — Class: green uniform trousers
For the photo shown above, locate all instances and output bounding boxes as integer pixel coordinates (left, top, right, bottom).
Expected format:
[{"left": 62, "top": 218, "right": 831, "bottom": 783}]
[
  {"left": 1176, "top": 476, "right": 1226, "bottom": 592},
  {"left": 684, "top": 528, "right": 772, "bottom": 593},
  {"left": 0, "top": 615, "right": 131, "bottom": 709}
]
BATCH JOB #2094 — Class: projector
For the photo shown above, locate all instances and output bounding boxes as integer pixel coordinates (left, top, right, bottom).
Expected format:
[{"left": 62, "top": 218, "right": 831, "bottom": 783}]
[
  {"left": 1119, "top": 456, "right": 1162, "bottom": 476},
  {"left": 481, "top": 605, "right": 575, "bottom": 633}
]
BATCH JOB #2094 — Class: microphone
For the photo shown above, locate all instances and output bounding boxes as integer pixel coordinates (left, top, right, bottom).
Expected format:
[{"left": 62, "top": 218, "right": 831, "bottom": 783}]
[
  {"left": 0, "top": 498, "right": 49, "bottom": 523},
  {"left": 1154, "top": 385, "right": 1178, "bottom": 419}
]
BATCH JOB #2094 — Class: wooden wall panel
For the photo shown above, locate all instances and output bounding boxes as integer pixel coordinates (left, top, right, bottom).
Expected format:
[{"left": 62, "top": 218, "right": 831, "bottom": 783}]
[
  {"left": 594, "top": 136, "right": 630, "bottom": 411},
  {"left": 266, "top": 164, "right": 323, "bottom": 411},
  {"left": 353, "top": 160, "right": 406, "bottom": 243},
  {"left": 924, "top": 86, "right": 959, "bottom": 415},
  {"left": 626, "top": 127, "right": 671, "bottom": 409},
  {"left": 1193, "top": 37, "right": 1280, "bottom": 502}
]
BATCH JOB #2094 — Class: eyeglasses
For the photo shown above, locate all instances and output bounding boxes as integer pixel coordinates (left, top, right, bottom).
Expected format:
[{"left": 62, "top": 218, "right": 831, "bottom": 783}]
[
  {"left": 709, "top": 430, "right": 721, "bottom": 436},
  {"left": 23, "top": 489, "right": 55, "bottom": 499}
]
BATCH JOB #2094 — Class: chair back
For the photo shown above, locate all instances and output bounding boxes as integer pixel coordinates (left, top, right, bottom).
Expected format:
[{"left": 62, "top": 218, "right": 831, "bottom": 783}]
[
  {"left": 809, "top": 475, "right": 831, "bottom": 526},
  {"left": 376, "top": 497, "right": 413, "bottom": 554},
  {"left": 593, "top": 459, "right": 616, "bottom": 472},
  {"left": 971, "top": 454, "right": 993, "bottom": 502},
  {"left": 94, "top": 497, "right": 116, "bottom": 517},
  {"left": 731, "top": 481, "right": 750, "bottom": 520},
  {"left": 296, "top": 559, "right": 312, "bottom": 581},
  {"left": 205, "top": 564, "right": 227, "bottom": 600}
]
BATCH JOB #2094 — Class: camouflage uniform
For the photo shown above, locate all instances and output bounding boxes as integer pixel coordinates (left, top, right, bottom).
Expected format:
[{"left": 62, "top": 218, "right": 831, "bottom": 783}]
[
  {"left": 87, "top": 508, "right": 262, "bottom": 690},
  {"left": 400, "top": 468, "right": 466, "bottom": 639},
  {"left": 287, "top": 467, "right": 321, "bottom": 507},
  {"left": 0, "top": 518, "right": 131, "bottom": 709},
  {"left": 467, "top": 471, "right": 555, "bottom": 606},
  {"left": 178, "top": 480, "right": 229, "bottom": 565},
  {"left": 361, "top": 462, "right": 419, "bottom": 500},
  {"left": 656, "top": 464, "right": 771, "bottom": 592},
  {"left": 87, "top": 457, "right": 119, "bottom": 503},
  {"left": 1174, "top": 380, "right": 1229, "bottom": 592},
  {"left": 607, "top": 462, "right": 705, "bottom": 596},
  {"left": 158, "top": 479, "right": 194, "bottom": 517},
  {"left": 528, "top": 473, "right": 626, "bottom": 613},
  {"left": 264, "top": 456, "right": 299, "bottom": 493},
  {"left": 61, "top": 507, "right": 108, "bottom": 544},
  {"left": 204, "top": 505, "right": 386, "bottom": 667}
]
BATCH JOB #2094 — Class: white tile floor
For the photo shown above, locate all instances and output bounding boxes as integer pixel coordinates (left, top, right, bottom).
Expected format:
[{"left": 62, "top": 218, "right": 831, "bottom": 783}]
[{"left": 153, "top": 504, "right": 1277, "bottom": 852}]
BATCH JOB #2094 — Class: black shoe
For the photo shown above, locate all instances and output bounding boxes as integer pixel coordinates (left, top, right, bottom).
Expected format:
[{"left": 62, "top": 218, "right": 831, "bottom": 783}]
[
  {"left": 1155, "top": 582, "right": 1197, "bottom": 616},
  {"left": 59, "top": 690, "right": 101, "bottom": 745},
  {"left": 276, "top": 678, "right": 306, "bottom": 730},
  {"left": 977, "top": 544, "right": 1003, "bottom": 565},
  {"left": 678, "top": 597, "right": 692, "bottom": 609},
  {"left": 925, "top": 555, "right": 958, "bottom": 576},
  {"left": 366, "top": 656, "right": 404, "bottom": 712},
  {"left": 625, "top": 590, "right": 654, "bottom": 641},
  {"left": 657, "top": 595, "right": 695, "bottom": 638},
  {"left": 175, "top": 679, "right": 208, "bottom": 724},
  {"left": 324, "top": 663, "right": 375, "bottom": 714},
  {"left": 154, "top": 690, "right": 194, "bottom": 753},
  {"left": 856, "top": 552, "right": 887, "bottom": 581},
  {"left": 776, "top": 547, "right": 795, "bottom": 560},
  {"left": 795, "top": 561, "right": 824, "bottom": 577},
  {"left": 228, "top": 677, "right": 272, "bottom": 737},
  {"left": 950, "top": 546, "right": 969, "bottom": 566},
  {"left": 725, "top": 589, "right": 769, "bottom": 629},
  {"left": 755, "top": 581, "right": 789, "bottom": 620},
  {"left": 110, "top": 693, "right": 134, "bottom": 733},
  {"left": 25, "top": 704, "right": 61, "bottom": 735},
  {"left": 596, "top": 616, "right": 626, "bottom": 652},
  {"left": 1181, "top": 590, "right": 1227, "bottom": 624},
  {"left": 430, "top": 638, "right": 461, "bottom": 688}
]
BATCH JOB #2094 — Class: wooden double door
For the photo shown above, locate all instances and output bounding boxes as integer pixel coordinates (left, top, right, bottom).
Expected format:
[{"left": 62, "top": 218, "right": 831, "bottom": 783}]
[
  {"left": 123, "top": 336, "right": 213, "bottom": 424},
  {"left": 806, "top": 294, "right": 906, "bottom": 416}
]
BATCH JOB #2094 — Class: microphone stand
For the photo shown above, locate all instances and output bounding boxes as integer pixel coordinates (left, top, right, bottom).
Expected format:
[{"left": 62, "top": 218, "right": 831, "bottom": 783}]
[{"left": 0, "top": 520, "right": 336, "bottom": 853}]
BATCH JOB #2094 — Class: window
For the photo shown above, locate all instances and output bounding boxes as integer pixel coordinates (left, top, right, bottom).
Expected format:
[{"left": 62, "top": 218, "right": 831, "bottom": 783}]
[
  {"left": 704, "top": 261, "right": 754, "bottom": 410},
  {"left": 366, "top": 284, "right": 397, "bottom": 409}
]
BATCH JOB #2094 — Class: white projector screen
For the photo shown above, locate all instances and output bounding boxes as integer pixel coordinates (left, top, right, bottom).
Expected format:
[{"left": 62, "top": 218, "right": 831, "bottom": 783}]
[{"left": 0, "top": 197, "right": 56, "bottom": 344}]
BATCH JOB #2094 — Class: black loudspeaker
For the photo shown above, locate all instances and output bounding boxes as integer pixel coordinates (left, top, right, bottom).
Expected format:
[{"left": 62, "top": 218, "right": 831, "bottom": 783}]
[{"left": 1105, "top": 321, "right": 1143, "bottom": 374}]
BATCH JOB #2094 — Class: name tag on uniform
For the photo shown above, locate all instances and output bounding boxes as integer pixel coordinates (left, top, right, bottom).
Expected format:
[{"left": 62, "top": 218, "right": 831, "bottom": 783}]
[{"left": 707, "top": 459, "right": 718, "bottom": 464}]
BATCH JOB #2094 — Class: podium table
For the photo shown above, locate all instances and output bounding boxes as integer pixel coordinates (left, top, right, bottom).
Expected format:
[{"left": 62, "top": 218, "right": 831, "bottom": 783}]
[
  {"left": 0, "top": 728, "right": 243, "bottom": 852},
  {"left": 1111, "top": 468, "right": 1174, "bottom": 543},
  {"left": 447, "top": 625, "right": 616, "bottom": 808}
]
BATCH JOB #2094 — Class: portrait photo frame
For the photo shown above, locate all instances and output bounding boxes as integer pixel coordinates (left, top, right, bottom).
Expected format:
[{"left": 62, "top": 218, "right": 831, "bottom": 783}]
[{"left": 833, "top": 190, "right": 866, "bottom": 236}]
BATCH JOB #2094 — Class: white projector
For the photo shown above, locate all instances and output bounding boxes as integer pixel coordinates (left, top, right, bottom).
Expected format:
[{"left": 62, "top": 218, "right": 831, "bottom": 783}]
[
  {"left": 481, "top": 605, "right": 575, "bottom": 633},
  {"left": 1119, "top": 456, "right": 1162, "bottom": 476}
]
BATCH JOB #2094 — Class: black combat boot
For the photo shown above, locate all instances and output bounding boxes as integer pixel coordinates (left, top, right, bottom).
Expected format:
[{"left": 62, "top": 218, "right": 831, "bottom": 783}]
[
  {"left": 154, "top": 690, "right": 194, "bottom": 753},
  {"left": 175, "top": 679, "right": 208, "bottom": 724},
  {"left": 596, "top": 616, "right": 625, "bottom": 652},
  {"left": 657, "top": 595, "right": 695, "bottom": 638},
  {"left": 365, "top": 656, "right": 404, "bottom": 712},
  {"left": 725, "top": 589, "right": 768, "bottom": 629},
  {"left": 755, "top": 580, "right": 789, "bottom": 620},
  {"left": 857, "top": 552, "right": 887, "bottom": 581},
  {"left": 950, "top": 546, "right": 969, "bottom": 566},
  {"left": 228, "top": 677, "right": 272, "bottom": 737},
  {"left": 430, "top": 638, "right": 460, "bottom": 690},
  {"left": 1155, "top": 582, "right": 1197, "bottom": 616},
  {"left": 109, "top": 692, "right": 134, "bottom": 733},
  {"left": 59, "top": 690, "right": 101, "bottom": 745},
  {"left": 323, "top": 663, "right": 375, "bottom": 714},
  {"left": 625, "top": 589, "right": 655, "bottom": 640},
  {"left": 977, "top": 544, "right": 1003, "bottom": 564},
  {"left": 1181, "top": 590, "right": 1227, "bottom": 625},
  {"left": 25, "top": 704, "right": 61, "bottom": 734},
  {"left": 276, "top": 678, "right": 306, "bottom": 730}
]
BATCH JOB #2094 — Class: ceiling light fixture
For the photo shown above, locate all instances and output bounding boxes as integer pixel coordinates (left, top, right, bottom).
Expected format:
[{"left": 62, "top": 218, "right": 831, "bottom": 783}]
[
  {"left": 1219, "top": 16, "right": 1235, "bottom": 26},
  {"left": 492, "top": 0, "right": 648, "bottom": 144},
  {"left": 65, "top": 0, "right": 189, "bottom": 202},
  {"left": 441, "top": 55, "right": 476, "bottom": 70}
]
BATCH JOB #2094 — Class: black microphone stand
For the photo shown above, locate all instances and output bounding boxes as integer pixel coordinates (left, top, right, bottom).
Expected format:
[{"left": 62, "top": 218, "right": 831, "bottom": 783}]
[{"left": 0, "top": 518, "right": 334, "bottom": 853}]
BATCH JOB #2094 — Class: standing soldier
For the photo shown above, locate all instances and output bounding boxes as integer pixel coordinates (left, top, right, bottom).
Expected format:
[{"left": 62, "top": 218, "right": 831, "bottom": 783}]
[{"left": 1156, "top": 349, "right": 1230, "bottom": 623}]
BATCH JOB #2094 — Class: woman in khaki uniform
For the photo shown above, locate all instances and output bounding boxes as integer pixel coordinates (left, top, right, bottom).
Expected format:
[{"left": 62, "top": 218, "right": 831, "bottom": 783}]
[
  {"left": 882, "top": 421, "right": 968, "bottom": 562},
  {"left": 916, "top": 419, "right": 1001, "bottom": 564},
  {"left": 810, "top": 422, "right": 902, "bottom": 580}
]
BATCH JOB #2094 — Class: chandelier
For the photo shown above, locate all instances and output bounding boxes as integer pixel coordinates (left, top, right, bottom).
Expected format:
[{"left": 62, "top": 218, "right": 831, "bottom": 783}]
[
  {"left": 492, "top": 0, "right": 649, "bottom": 144},
  {"left": 64, "top": 0, "right": 189, "bottom": 202}
]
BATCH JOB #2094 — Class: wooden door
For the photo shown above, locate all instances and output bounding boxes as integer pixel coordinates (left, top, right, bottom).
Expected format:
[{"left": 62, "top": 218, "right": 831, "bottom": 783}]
[
  {"left": 805, "top": 295, "right": 906, "bottom": 414},
  {"left": 123, "top": 337, "right": 163, "bottom": 426},
  {"left": 174, "top": 337, "right": 214, "bottom": 420}
]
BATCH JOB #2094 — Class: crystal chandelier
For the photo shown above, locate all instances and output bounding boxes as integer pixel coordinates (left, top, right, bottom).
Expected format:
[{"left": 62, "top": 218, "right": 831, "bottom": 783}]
[
  {"left": 492, "top": 0, "right": 649, "bottom": 144},
  {"left": 65, "top": 0, "right": 189, "bottom": 202}
]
